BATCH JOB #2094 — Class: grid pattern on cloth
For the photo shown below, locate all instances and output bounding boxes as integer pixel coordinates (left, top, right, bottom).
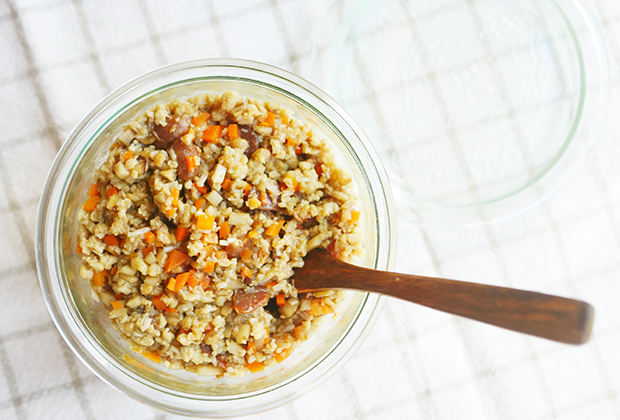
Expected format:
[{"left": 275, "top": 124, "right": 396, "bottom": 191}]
[{"left": 1, "top": 0, "right": 620, "bottom": 419}]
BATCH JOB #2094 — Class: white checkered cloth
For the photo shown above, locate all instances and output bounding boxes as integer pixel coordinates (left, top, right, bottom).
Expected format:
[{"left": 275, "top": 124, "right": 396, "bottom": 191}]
[{"left": 1, "top": 0, "right": 619, "bottom": 419}]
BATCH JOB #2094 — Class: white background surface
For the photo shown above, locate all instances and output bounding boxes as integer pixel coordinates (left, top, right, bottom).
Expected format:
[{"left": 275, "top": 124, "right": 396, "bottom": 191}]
[{"left": 1, "top": 0, "right": 619, "bottom": 419}]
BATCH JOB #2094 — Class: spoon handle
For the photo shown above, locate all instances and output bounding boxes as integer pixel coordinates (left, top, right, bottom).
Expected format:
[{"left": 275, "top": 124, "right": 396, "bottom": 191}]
[{"left": 294, "top": 250, "right": 594, "bottom": 344}]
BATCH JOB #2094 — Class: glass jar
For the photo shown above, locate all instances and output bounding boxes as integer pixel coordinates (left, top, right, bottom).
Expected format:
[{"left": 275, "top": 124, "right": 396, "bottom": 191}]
[{"left": 36, "top": 59, "right": 396, "bottom": 417}]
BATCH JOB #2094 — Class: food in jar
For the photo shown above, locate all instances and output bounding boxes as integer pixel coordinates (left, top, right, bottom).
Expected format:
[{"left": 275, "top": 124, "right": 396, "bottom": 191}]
[{"left": 76, "top": 91, "right": 362, "bottom": 376}]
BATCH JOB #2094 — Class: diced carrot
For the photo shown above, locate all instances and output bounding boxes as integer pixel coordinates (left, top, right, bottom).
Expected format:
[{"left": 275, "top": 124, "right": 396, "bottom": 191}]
[
  {"left": 203, "top": 245, "right": 214, "bottom": 257},
  {"left": 195, "top": 198, "right": 205, "bottom": 210},
  {"left": 264, "top": 279, "right": 278, "bottom": 288},
  {"left": 110, "top": 266, "right": 117, "bottom": 275},
  {"left": 221, "top": 178, "right": 232, "bottom": 190},
  {"left": 219, "top": 221, "right": 230, "bottom": 238},
  {"left": 93, "top": 270, "right": 108, "bottom": 287},
  {"left": 103, "top": 234, "right": 120, "bottom": 247},
  {"left": 82, "top": 196, "right": 99, "bottom": 212},
  {"left": 195, "top": 214, "right": 215, "bottom": 230},
  {"left": 215, "top": 250, "right": 227, "bottom": 260},
  {"left": 310, "top": 299, "right": 324, "bottom": 317},
  {"left": 240, "top": 248, "right": 252, "bottom": 263},
  {"left": 111, "top": 301, "right": 124, "bottom": 310},
  {"left": 166, "top": 277, "right": 176, "bottom": 291},
  {"left": 106, "top": 186, "right": 119, "bottom": 198},
  {"left": 144, "top": 231, "right": 155, "bottom": 244},
  {"left": 201, "top": 278, "right": 211, "bottom": 290},
  {"left": 171, "top": 188, "right": 179, "bottom": 207},
  {"left": 246, "top": 361, "right": 265, "bottom": 373},
  {"left": 241, "top": 266, "right": 253, "bottom": 280},
  {"left": 191, "top": 112, "right": 210, "bottom": 126},
  {"left": 280, "top": 113, "right": 290, "bottom": 125},
  {"left": 284, "top": 173, "right": 299, "bottom": 191},
  {"left": 122, "top": 150, "right": 133, "bottom": 161},
  {"left": 227, "top": 123, "right": 239, "bottom": 139},
  {"left": 315, "top": 163, "right": 323, "bottom": 176},
  {"left": 349, "top": 210, "right": 360, "bottom": 224},
  {"left": 276, "top": 294, "right": 286, "bottom": 307},
  {"left": 194, "top": 182, "right": 208, "bottom": 195},
  {"left": 202, "top": 232, "right": 218, "bottom": 244},
  {"left": 293, "top": 325, "right": 306, "bottom": 340},
  {"left": 165, "top": 208, "right": 175, "bottom": 218},
  {"left": 259, "top": 111, "right": 276, "bottom": 127},
  {"left": 322, "top": 303, "right": 334, "bottom": 314},
  {"left": 175, "top": 226, "right": 189, "bottom": 243},
  {"left": 141, "top": 245, "right": 153, "bottom": 257},
  {"left": 173, "top": 272, "right": 190, "bottom": 292},
  {"left": 187, "top": 272, "right": 199, "bottom": 288},
  {"left": 294, "top": 145, "right": 302, "bottom": 155},
  {"left": 164, "top": 249, "right": 191, "bottom": 272},
  {"left": 140, "top": 350, "right": 161, "bottom": 364},
  {"left": 202, "top": 125, "right": 222, "bottom": 143},
  {"left": 165, "top": 306, "right": 176, "bottom": 313},
  {"left": 77, "top": 243, "right": 82, "bottom": 255},
  {"left": 265, "top": 219, "right": 285, "bottom": 236},
  {"left": 246, "top": 341, "right": 257, "bottom": 357},
  {"left": 248, "top": 230, "right": 258, "bottom": 239},
  {"left": 275, "top": 347, "right": 292, "bottom": 363},
  {"left": 186, "top": 155, "right": 198, "bottom": 173},
  {"left": 153, "top": 295, "right": 167, "bottom": 311},
  {"left": 203, "top": 261, "right": 215, "bottom": 274},
  {"left": 88, "top": 183, "right": 98, "bottom": 197}
]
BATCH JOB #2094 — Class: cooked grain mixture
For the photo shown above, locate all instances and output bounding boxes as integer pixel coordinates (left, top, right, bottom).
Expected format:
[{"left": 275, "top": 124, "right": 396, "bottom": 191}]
[{"left": 76, "top": 91, "right": 362, "bottom": 376}]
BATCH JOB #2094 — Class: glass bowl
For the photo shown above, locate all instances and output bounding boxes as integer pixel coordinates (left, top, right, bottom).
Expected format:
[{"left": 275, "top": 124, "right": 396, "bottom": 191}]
[
  {"left": 312, "top": 0, "right": 609, "bottom": 227},
  {"left": 36, "top": 59, "right": 396, "bottom": 417}
]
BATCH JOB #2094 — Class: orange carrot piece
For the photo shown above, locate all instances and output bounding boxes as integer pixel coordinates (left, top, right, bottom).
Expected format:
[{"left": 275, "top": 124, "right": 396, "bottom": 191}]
[
  {"left": 246, "top": 341, "right": 257, "bottom": 357},
  {"left": 215, "top": 250, "right": 227, "bottom": 260},
  {"left": 186, "top": 155, "right": 198, "bottom": 173},
  {"left": 144, "top": 231, "right": 155, "bottom": 244},
  {"left": 219, "top": 221, "right": 230, "bottom": 238},
  {"left": 166, "top": 277, "right": 176, "bottom": 291},
  {"left": 142, "top": 245, "right": 154, "bottom": 257},
  {"left": 246, "top": 361, "right": 264, "bottom": 373},
  {"left": 88, "top": 183, "right": 99, "bottom": 197},
  {"left": 240, "top": 248, "right": 253, "bottom": 264},
  {"left": 196, "top": 214, "right": 215, "bottom": 230},
  {"left": 202, "top": 125, "right": 222, "bottom": 143},
  {"left": 227, "top": 123, "right": 239, "bottom": 139},
  {"left": 203, "top": 261, "right": 215, "bottom": 274},
  {"left": 264, "top": 279, "right": 278, "bottom": 288},
  {"left": 275, "top": 347, "right": 292, "bottom": 363},
  {"left": 349, "top": 210, "right": 360, "bottom": 224},
  {"left": 265, "top": 219, "right": 285, "bottom": 236},
  {"left": 315, "top": 163, "right": 323, "bottom": 177},
  {"left": 175, "top": 226, "right": 189, "bottom": 243},
  {"left": 140, "top": 350, "right": 161, "bottom": 364},
  {"left": 93, "top": 270, "right": 107, "bottom": 287},
  {"left": 82, "top": 196, "right": 99, "bottom": 212},
  {"left": 77, "top": 243, "right": 82, "bottom": 255},
  {"left": 191, "top": 112, "right": 210, "bottom": 126},
  {"left": 110, "top": 266, "right": 118, "bottom": 275},
  {"left": 153, "top": 295, "right": 167, "bottom": 311},
  {"left": 293, "top": 325, "right": 306, "bottom": 340},
  {"left": 173, "top": 272, "right": 190, "bottom": 292},
  {"left": 276, "top": 294, "right": 286, "bottom": 307},
  {"left": 241, "top": 266, "right": 253, "bottom": 280},
  {"left": 248, "top": 230, "right": 258, "bottom": 239},
  {"left": 122, "top": 151, "right": 133, "bottom": 161},
  {"left": 310, "top": 299, "right": 324, "bottom": 316},
  {"left": 195, "top": 198, "right": 205, "bottom": 210},
  {"left": 203, "top": 244, "right": 214, "bottom": 257},
  {"left": 187, "top": 272, "right": 199, "bottom": 288},
  {"left": 221, "top": 178, "right": 232, "bottom": 190},
  {"left": 259, "top": 111, "right": 276, "bottom": 127},
  {"left": 103, "top": 234, "right": 120, "bottom": 247},
  {"left": 111, "top": 301, "right": 124, "bottom": 310},
  {"left": 164, "top": 249, "right": 191, "bottom": 272},
  {"left": 194, "top": 182, "right": 208, "bottom": 195},
  {"left": 202, "top": 232, "right": 218, "bottom": 244}
]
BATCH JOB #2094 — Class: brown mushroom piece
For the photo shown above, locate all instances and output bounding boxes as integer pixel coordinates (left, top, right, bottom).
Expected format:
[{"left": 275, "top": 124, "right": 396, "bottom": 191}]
[
  {"left": 172, "top": 139, "right": 200, "bottom": 181},
  {"left": 239, "top": 125, "right": 259, "bottom": 156},
  {"left": 153, "top": 114, "right": 190, "bottom": 149}
]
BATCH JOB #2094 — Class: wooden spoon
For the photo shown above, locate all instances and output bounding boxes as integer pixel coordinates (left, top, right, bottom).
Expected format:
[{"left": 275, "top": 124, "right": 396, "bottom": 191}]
[{"left": 293, "top": 249, "right": 594, "bottom": 345}]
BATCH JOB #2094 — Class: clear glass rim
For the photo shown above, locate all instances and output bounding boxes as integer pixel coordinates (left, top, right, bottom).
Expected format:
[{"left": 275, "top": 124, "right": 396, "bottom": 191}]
[
  {"left": 311, "top": 0, "right": 609, "bottom": 228},
  {"left": 36, "top": 58, "right": 397, "bottom": 417}
]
